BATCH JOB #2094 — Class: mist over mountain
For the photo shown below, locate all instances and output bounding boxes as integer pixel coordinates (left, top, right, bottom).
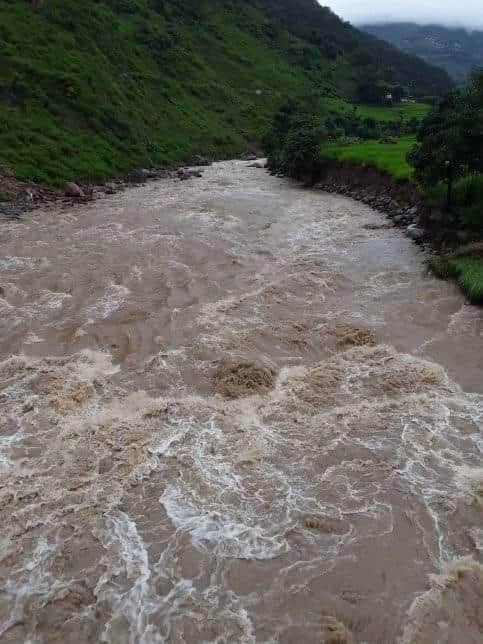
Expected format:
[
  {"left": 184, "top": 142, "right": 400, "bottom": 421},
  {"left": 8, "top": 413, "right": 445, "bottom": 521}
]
[
  {"left": 362, "top": 23, "right": 483, "bottom": 83},
  {"left": 325, "top": 1, "right": 483, "bottom": 32}
]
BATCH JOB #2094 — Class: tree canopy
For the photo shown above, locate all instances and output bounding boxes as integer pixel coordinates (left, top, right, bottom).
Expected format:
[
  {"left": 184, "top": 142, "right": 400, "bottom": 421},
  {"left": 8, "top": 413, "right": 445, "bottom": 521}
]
[{"left": 409, "top": 71, "right": 483, "bottom": 186}]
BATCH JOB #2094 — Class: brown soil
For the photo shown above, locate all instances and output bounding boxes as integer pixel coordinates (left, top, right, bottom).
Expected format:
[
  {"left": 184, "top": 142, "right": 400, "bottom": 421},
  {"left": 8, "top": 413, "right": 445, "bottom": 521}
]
[{"left": 452, "top": 241, "right": 483, "bottom": 259}]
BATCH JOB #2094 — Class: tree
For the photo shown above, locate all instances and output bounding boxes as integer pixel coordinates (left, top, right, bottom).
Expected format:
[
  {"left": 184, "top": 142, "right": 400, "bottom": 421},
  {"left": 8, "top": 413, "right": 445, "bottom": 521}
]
[
  {"left": 282, "top": 115, "right": 327, "bottom": 182},
  {"left": 408, "top": 71, "right": 483, "bottom": 195},
  {"left": 408, "top": 71, "right": 483, "bottom": 238}
]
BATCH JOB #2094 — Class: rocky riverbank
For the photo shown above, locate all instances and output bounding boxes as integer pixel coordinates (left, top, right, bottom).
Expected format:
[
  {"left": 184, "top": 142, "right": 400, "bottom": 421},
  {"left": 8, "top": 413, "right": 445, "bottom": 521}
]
[
  {"left": 313, "top": 159, "right": 445, "bottom": 249},
  {"left": 266, "top": 157, "right": 468, "bottom": 251},
  {"left": 0, "top": 154, "right": 262, "bottom": 220}
]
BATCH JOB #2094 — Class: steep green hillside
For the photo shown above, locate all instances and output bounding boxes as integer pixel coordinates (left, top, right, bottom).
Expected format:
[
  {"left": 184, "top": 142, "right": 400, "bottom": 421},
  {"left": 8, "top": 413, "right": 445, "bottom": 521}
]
[
  {"left": 0, "top": 0, "right": 453, "bottom": 184},
  {"left": 363, "top": 23, "right": 483, "bottom": 84}
]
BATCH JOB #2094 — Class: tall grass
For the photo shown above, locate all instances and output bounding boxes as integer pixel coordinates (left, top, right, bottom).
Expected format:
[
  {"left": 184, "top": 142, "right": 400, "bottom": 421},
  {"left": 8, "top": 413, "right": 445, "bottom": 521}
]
[{"left": 428, "top": 255, "right": 483, "bottom": 304}]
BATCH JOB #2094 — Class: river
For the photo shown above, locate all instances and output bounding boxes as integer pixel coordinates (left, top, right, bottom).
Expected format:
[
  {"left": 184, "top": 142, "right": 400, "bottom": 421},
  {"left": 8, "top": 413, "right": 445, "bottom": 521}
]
[{"left": 0, "top": 160, "right": 482, "bottom": 643}]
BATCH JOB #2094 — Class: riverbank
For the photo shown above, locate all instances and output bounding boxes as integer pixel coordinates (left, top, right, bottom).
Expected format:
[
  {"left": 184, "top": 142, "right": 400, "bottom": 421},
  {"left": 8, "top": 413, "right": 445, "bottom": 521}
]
[
  {"left": 298, "top": 157, "right": 483, "bottom": 304},
  {"left": 0, "top": 153, "right": 259, "bottom": 219}
]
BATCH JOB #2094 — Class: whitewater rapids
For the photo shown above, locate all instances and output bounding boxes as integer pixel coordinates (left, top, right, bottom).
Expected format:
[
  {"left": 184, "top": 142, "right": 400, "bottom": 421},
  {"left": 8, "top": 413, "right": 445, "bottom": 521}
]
[{"left": 0, "top": 161, "right": 482, "bottom": 643}]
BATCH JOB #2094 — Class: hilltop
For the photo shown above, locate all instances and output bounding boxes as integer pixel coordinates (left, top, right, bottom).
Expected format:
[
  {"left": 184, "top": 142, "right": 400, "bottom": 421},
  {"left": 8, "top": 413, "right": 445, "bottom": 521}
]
[
  {"left": 0, "top": 0, "right": 452, "bottom": 184},
  {"left": 362, "top": 23, "right": 483, "bottom": 84}
]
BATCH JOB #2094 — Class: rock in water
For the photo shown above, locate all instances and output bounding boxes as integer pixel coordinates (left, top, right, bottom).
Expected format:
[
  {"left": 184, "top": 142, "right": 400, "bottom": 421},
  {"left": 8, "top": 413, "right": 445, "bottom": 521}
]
[
  {"left": 177, "top": 169, "right": 203, "bottom": 181},
  {"left": 189, "top": 155, "right": 211, "bottom": 166},
  {"left": 64, "top": 182, "right": 84, "bottom": 198},
  {"left": 406, "top": 224, "right": 424, "bottom": 242}
]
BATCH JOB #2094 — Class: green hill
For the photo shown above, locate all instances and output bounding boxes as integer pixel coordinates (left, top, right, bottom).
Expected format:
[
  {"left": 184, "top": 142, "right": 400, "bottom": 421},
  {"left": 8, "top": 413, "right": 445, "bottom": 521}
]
[
  {"left": 0, "top": 0, "right": 453, "bottom": 184},
  {"left": 362, "top": 23, "right": 483, "bottom": 84}
]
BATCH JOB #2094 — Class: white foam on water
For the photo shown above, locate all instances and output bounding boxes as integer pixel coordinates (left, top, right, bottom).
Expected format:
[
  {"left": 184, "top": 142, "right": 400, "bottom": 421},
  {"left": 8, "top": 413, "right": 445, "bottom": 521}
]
[
  {"left": 1, "top": 162, "right": 483, "bottom": 643},
  {"left": 158, "top": 416, "right": 294, "bottom": 560},
  {"left": 0, "top": 537, "right": 63, "bottom": 639},
  {"left": 448, "top": 304, "right": 483, "bottom": 336},
  {"left": 0, "top": 256, "right": 35, "bottom": 271},
  {"left": 24, "top": 333, "right": 44, "bottom": 344},
  {"left": 86, "top": 282, "right": 131, "bottom": 319},
  {"left": 95, "top": 511, "right": 163, "bottom": 644},
  {"left": 37, "top": 289, "right": 72, "bottom": 310}
]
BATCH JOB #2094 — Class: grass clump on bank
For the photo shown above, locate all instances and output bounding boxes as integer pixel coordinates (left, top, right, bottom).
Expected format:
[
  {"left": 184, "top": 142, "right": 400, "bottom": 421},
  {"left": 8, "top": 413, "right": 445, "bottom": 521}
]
[
  {"left": 322, "top": 136, "right": 415, "bottom": 179},
  {"left": 428, "top": 254, "right": 483, "bottom": 304}
]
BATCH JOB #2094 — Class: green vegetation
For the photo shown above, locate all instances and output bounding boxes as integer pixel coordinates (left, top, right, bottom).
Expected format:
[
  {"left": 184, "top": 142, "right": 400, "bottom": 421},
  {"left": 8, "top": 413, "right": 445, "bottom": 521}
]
[
  {"left": 409, "top": 71, "right": 483, "bottom": 237},
  {"left": 0, "top": 0, "right": 452, "bottom": 185},
  {"left": 323, "top": 137, "right": 415, "bottom": 179},
  {"left": 323, "top": 98, "right": 430, "bottom": 123},
  {"left": 410, "top": 72, "right": 483, "bottom": 302},
  {"left": 265, "top": 93, "right": 421, "bottom": 181},
  {"left": 428, "top": 255, "right": 483, "bottom": 304}
]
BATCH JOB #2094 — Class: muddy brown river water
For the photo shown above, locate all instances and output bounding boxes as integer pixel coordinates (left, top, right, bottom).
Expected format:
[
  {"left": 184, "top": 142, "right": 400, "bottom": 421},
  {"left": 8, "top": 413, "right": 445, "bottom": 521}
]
[{"left": 0, "top": 160, "right": 482, "bottom": 643}]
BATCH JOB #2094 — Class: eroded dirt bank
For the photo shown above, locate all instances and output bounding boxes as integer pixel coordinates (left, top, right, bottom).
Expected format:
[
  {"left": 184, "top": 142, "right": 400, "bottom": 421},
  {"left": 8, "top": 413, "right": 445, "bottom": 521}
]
[{"left": 0, "top": 161, "right": 482, "bottom": 643}]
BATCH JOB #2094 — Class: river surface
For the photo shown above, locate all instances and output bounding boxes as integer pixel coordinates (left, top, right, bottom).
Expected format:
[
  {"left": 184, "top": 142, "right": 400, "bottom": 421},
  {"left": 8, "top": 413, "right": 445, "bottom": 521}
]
[{"left": 0, "top": 160, "right": 482, "bottom": 643}]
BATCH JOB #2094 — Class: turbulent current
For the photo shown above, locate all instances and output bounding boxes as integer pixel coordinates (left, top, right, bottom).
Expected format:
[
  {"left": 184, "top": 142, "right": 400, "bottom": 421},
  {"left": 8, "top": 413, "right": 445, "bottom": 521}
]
[{"left": 0, "top": 161, "right": 482, "bottom": 643}]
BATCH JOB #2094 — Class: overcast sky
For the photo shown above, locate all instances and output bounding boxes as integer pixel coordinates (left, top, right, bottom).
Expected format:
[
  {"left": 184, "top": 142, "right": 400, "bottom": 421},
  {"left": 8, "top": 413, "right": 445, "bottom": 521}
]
[{"left": 324, "top": 0, "right": 483, "bottom": 30}]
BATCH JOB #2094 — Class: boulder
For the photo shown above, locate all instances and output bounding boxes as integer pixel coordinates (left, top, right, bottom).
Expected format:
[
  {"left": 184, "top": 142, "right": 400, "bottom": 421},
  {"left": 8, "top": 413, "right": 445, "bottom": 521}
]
[
  {"left": 407, "top": 205, "right": 418, "bottom": 217},
  {"left": 247, "top": 161, "right": 265, "bottom": 169},
  {"left": 140, "top": 168, "right": 158, "bottom": 179},
  {"left": 127, "top": 169, "right": 148, "bottom": 183},
  {"left": 177, "top": 168, "right": 203, "bottom": 181},
  {"left": 0, "top": 203, "right": 22, "bottom": 220},
  {"left": 104, "top": 182, "right": 118, "bottom": 195},
  {"left": 189, "top": 155, "right": 211, "bottom": 166},
  {"left": 64, "top": 182, "right": 84, "bottom": 198},
  {"left": 406, "top": 224, "right": 424, "bottom": 242}
]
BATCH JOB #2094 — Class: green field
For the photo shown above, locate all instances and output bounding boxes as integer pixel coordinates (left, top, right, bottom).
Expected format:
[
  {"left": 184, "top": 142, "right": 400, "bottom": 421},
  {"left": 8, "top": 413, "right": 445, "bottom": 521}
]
[
  {"left": 322, "top": 136, "right": 415, "bottom": 179},
  {"left": 323, "top": 98, "right": 431, "bottom": 123}
]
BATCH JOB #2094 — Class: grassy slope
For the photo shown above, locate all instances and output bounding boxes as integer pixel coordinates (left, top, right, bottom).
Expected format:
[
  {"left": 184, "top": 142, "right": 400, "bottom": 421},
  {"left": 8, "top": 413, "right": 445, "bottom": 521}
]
[
  {"left": 0, "top": 0, "right": 450, "bottom": 185},
  {"left": 0, "top": 0, "right": 329, "bottom": 183},
  {"left": 323, "top": 136, "right": 416, "bottom": 179}
]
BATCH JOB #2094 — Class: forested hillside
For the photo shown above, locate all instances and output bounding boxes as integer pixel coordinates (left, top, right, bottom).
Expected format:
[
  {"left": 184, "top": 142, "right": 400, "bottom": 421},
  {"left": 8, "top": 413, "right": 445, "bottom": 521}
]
[
  {"left": 0, "top": 0, "right": 452, "bottom": 184},
  {"left": 363, "top": 23, "right": 483, "bottom": 84}
]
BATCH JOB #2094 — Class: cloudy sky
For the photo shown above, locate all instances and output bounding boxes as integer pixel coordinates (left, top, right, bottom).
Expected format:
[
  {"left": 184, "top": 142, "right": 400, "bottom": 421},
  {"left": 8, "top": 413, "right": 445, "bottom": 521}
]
[{"left": 324, "top": 0, "right": 483, "bottom": 29}]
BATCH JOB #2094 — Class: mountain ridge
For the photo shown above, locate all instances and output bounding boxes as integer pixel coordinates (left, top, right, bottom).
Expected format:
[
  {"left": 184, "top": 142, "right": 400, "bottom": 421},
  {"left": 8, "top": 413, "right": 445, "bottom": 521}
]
[{"left": 362, "top": 22, "right": 483, "bottom": 83}]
